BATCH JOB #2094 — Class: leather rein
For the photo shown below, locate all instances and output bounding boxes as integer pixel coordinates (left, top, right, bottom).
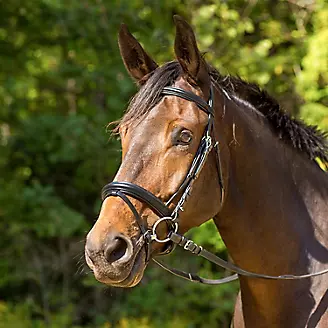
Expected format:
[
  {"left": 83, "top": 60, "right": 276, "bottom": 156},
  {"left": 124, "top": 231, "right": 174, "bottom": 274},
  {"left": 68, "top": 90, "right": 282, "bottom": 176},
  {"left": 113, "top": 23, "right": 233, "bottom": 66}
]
[{"left": 102, "top": 85, "right": 328, "bottom": 285}]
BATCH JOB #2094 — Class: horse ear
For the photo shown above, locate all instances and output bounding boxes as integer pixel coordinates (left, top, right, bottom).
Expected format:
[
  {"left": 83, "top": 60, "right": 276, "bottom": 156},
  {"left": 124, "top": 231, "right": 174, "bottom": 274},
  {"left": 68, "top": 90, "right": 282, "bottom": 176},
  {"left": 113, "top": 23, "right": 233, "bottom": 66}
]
[
  {"left": 173, "top": 15, "right": 210, "bottom": 88},
  {"left": 118, "top": 24, "right": 158, "bottom": 83}
]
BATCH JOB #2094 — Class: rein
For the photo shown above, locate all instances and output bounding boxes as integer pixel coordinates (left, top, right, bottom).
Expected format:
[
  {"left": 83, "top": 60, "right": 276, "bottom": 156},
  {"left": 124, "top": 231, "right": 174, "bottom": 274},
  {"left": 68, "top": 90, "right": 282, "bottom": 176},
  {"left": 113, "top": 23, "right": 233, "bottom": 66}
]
[{"left": 102, "top": 85, "right": 328, "bottom": 285}]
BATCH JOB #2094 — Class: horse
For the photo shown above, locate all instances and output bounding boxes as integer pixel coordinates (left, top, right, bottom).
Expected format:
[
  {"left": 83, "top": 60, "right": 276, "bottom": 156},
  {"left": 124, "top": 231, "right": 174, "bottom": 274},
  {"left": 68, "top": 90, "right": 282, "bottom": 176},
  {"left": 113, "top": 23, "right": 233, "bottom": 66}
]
[{"left": 85, "top": 16, "right": 328, "bottom": 327}]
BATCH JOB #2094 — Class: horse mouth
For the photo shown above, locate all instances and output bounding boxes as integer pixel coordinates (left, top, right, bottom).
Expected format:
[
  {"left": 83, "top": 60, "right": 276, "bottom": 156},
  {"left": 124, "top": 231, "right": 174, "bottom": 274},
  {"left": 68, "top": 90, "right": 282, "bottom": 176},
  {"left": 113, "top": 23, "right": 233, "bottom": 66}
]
[{"left": 86, "top": 248, "right": 147, "bottom": 288}]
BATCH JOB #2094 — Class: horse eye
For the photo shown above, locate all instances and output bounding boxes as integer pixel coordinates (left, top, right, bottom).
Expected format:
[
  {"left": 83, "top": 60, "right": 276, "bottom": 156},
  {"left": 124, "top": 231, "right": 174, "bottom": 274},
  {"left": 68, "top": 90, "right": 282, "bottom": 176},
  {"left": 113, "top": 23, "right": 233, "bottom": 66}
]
[{"left": 178, "top": 130, "right": 193, "bottom": 144}]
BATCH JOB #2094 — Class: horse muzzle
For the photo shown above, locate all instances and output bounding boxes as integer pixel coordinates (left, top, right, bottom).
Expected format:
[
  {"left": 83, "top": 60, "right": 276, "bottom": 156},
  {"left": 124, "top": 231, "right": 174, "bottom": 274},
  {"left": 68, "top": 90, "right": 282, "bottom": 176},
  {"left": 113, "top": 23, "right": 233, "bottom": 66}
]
[{"left": 85, "top": 228, "right": 147, "bottom": 287}]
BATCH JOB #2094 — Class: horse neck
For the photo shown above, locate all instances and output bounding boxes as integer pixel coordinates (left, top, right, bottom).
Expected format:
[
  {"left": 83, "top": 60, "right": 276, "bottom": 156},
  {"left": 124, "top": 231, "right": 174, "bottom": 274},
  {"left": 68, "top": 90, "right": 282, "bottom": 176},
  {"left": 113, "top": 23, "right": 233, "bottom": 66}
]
[
  {"left": 212, "top": 94, "right": 328, "bottom": 325},
  {"left": 213, "top": 96, "right": 328, "bottom": 275}
]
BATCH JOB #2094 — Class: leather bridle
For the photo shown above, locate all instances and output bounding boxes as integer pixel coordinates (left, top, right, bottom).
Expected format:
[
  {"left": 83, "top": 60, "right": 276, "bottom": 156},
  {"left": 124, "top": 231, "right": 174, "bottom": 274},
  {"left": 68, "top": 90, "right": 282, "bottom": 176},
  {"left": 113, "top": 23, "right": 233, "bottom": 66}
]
[{"left": 101, "top": 84, "right": 328, "bottom": 285}]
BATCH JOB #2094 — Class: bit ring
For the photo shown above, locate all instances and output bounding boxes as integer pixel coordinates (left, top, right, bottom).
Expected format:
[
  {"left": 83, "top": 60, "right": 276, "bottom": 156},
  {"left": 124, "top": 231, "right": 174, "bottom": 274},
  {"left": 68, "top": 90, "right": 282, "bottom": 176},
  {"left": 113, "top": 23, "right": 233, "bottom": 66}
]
[{"left": 152, "top": 217, "right": 178, "bottom": 243}]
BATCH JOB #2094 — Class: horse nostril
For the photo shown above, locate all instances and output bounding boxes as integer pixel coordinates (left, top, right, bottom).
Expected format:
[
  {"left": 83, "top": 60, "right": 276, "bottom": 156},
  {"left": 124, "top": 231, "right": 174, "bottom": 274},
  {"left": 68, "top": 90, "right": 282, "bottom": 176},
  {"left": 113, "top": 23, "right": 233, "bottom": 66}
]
[{"left": 104, "top": 235, "right": 132, "bottom": 264}]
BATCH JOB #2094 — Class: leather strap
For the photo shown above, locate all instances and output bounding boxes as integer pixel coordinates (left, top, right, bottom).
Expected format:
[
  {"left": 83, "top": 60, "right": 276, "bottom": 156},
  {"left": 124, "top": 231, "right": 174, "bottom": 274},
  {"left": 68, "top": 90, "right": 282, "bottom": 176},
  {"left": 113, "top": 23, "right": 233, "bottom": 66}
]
[
  {"left": 102, "top": 182, "right": 171, "bottom": 218},
  {"left": 152, "top": 258, "right": 239, "bottom": 285},
  {"left": 162, "top": 87, "right": 212, "bottom": 114},
  {"left": 169, "top": 232, "right": 328, "bottom": 280}
]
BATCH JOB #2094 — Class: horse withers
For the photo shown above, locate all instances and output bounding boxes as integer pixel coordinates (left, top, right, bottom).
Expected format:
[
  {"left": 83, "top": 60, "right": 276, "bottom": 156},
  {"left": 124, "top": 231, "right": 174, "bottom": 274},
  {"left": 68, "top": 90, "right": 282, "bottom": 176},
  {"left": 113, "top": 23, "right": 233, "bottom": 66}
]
[{"left": 85, "top": 16, "right": 328, "bottom": 328}]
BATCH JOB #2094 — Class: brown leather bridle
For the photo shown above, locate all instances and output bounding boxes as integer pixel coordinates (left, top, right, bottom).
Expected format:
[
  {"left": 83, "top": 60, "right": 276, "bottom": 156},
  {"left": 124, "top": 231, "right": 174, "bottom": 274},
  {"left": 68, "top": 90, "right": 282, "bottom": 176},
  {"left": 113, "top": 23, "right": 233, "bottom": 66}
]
[{"left": 101, "top": 84, "right": 328, "bottom": 285}]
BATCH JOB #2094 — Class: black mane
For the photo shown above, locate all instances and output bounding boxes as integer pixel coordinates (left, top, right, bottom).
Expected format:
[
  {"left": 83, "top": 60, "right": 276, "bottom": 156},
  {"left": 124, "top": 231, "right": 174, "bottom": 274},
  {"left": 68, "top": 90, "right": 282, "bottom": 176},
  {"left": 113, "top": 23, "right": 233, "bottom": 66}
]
[
  {"left": 210, "top": 68, "right": 328, "bottom": 166},
  {"left": 118, "top": 61, "right": 328, "bottom": 166}
]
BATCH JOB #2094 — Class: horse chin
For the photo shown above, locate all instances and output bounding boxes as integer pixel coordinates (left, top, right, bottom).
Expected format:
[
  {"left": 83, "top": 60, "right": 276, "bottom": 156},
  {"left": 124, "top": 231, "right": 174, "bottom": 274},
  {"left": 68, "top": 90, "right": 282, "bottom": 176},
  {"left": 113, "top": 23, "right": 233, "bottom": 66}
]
[{"left": 91, "top": 248, "right": 147, "bottom": 288}]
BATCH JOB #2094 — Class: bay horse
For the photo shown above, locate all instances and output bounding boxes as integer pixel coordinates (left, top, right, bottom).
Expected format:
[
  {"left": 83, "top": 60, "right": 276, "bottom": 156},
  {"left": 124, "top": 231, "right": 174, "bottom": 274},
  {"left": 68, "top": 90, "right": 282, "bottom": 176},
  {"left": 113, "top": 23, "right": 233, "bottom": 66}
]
[{"left": 85, "top": 16, "right": 328, "bottom": 327}]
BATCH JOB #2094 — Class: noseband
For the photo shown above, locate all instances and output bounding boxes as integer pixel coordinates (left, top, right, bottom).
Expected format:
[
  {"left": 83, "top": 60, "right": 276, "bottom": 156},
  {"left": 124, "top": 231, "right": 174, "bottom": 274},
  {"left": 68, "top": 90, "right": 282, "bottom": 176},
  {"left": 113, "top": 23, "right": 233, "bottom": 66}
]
[{"left": 102, "top": 85, "right": 328, "bottom": 285}]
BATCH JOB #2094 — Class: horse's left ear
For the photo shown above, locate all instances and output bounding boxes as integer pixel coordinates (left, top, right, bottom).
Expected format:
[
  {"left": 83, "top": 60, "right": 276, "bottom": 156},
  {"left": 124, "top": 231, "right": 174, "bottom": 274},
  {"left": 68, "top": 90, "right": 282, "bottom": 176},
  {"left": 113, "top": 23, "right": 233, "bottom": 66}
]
[
  {"left": 118, "top": 24, "right": 158, "bottom": 84},
  {"left": 173, "top": 15, "right": 210, "bottom": 90}
]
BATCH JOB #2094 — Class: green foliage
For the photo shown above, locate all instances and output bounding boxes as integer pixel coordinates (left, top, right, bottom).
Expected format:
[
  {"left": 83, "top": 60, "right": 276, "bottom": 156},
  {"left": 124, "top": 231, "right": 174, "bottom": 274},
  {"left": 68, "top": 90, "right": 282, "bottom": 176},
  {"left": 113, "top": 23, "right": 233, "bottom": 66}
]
[
  {"left": 296, "top": 5, "right": 328, "bottom": 103},
  {"left": 0, "top": 301, "right": 84, "bottom": 328},
  {"left": 0, "top": 0, "right": 327, "bottom": 327},
  {"left": 118, "top": 261, "right": 238, "bottom": 328}
]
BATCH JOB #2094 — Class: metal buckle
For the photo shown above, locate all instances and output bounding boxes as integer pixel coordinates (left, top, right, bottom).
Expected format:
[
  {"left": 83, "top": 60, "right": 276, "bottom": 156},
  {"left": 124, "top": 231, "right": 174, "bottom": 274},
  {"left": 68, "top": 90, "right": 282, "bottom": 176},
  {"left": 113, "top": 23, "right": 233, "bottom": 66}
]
[
  {"left": 183, "top": 240, "right": 194, "bottom": 251},
  {"left": 143, "top": 230, "right": 155, "bottom": 244}
]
